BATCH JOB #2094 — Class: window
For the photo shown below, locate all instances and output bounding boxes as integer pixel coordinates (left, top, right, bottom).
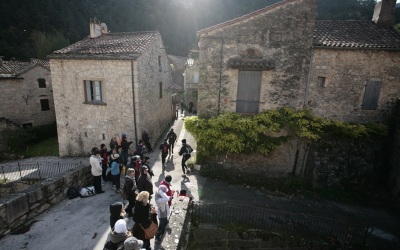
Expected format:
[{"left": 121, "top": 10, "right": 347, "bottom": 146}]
[
  {"left": 40, "top": 99, "right": 50, "bottom": 111},
  {"left": 159, "top": 82, "right": 163, "bottom": 98},
  {"left": 38, "top": 78, "right": 46, "bottom": 88},
  {"left": 84, "top": 80, "right": 103, "bottom": 103},
  {"left": 236, "top": 71, "right": 261, "bottom": 114},
  {"left": 317, "top": 76, "right": 326, "bottom": 88},
  {"left": 194, "top": 72, "right": 199, "bottom": 83},
  {"left": 361, "top": 80, "right": 382, "bottom": 110},
  {"left": 158, "top": 56, "right": 162, "bottom": 72}
]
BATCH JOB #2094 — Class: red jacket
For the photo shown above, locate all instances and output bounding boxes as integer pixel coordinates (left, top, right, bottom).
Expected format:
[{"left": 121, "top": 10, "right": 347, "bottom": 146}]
[{"left": 160, "top": 180, "right": 174, "bottom": 206}]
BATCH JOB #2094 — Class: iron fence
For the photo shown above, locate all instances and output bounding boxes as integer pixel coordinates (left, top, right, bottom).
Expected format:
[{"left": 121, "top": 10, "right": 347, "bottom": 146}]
[
  {"left": 0, "top": 162, "right": 81, "bottom": 181},
  {"left": 192, "top": 202, "right": 371, "bottom": 245}
]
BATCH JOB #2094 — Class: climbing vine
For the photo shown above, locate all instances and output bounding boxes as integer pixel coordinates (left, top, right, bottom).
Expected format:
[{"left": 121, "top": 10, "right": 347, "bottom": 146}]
[{"left": 184, "top": 107, "right": 388, "bottom": 160}]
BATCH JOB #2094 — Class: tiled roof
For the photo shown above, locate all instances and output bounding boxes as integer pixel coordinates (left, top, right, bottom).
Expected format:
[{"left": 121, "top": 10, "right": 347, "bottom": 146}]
[
  {"left": 0, "top": 59, "right": 49, "bottom": 78},
  {"left": 314, "top": 20, "right": 400, "bottom": 49},
  {"left": 198, "top": 0, "right": 296, "bottom": 35},
  {"left": 50, "top": 32, "right": 159, "bottom": 59}
]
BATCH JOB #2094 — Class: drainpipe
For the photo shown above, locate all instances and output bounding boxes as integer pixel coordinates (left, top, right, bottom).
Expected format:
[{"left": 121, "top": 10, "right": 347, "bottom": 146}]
[
  {"left": 293, "top": 48, "right": 314, "bottom": 176},
  {"left": 131, "top": 60, "right": 138, "bottom": 145},
  {"left": 217, "top": 37, "right": 224, "bottom": 116}
]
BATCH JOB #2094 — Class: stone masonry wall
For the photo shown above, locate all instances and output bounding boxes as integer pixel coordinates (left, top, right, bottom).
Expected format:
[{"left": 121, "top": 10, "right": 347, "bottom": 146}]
[
  {"left": 209, "top": 138, "right": 306, "bottom": 178},
  {"left": 0, "top": 65, "right": 55, "bottom": 126},
  {"left": 197, "top": 0, "right": 316, "bottom": 117},
  {"left": 50, "top": 35, "right": 172, "bottom": 156},
  {"left": 0, "top": 164, "right": 92, "bottom": 237},
  {"left": 308, "top": 49, "right": 400, "bottom": 123},
  {"left": 136, "top": 34, "right": 174, "bottom": 147}
]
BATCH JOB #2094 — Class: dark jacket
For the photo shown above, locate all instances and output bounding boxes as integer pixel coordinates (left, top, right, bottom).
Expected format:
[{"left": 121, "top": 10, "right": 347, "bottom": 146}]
[
  {"left": 179, "top": 144, "right": 192, "bottom": 158},
  {"left": 167, "top": 131, "right": 177, "bottom": 144},
  {"left": 121, "top": 139, "right": 132, "bottom": 151},
  {"left": 137, "top": 171, "right": 153, "bottom": 196},
  {"left": 109, "top": 201, "right": 124, "bottom": 229},
  {"left": 123, "top": 176, "right": 137, "bottom": 199},
  {"left": 142, "top": 132, "right": 150, "bottom": 143},
  {"left": 132, "top": 201, "right": 158, "bottom": 240},
  {"left": 159, "top": 142, "right": 169, "bottom": 155}
]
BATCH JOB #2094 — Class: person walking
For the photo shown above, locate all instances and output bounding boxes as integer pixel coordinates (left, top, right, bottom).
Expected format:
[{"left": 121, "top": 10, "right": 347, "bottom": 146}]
[
  {"left": 154, "top": 185, "right": 170, "bottom": 243},
  {"left": 142, "top": 129, "right": 153, "bottom": 153},
  {"left": 166, "top": 128, "right": 177, "bottom": 156},
  {"left": 188, "top": 100, "right": 194, "bottom": 113},
  {"left": 159, "top": 139, "right": 169, "bottom": 171},
  {"left": 123, "top": 168, "right": 138, "bottom": 217},
  {"left": 90, "top": 147, "right": 104, "bottom": 194},
  {"left": 178, "top": 139, "right": 193, "bottom": 177},
  {"left": 132, "top": 191, "right": 158, "bottom": 250}
]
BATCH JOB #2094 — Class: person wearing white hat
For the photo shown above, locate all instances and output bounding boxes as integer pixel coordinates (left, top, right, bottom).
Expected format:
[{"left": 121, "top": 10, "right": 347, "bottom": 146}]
[{"left": 109, "top": 219, "right": 132, "bottom": 248}]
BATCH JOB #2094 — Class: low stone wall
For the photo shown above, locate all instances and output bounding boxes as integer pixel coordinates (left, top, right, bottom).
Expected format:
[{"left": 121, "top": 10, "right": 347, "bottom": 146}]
[
  {"left": 188, "top": 225, "right": 309, "bottom": 250},
  {"left": 160, "top": 196, "right": 191, "bottom": 249},
  {"left": 0, "top": 164, "right": 92, "bottom": 237}
]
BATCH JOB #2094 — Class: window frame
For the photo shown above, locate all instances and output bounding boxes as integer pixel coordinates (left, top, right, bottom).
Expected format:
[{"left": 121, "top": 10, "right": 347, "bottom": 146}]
[
  {"left": 317, "top": 76, "right": 326, "bottom": 88},
  {"left": 83, "top": 79, "right": 106, "bottom": 105},
  {"left": 38, "top": 78, "right": 46, "bottom": 88},
  {"left": 40, "top": 99, "right": 50, "bottom": 111}
]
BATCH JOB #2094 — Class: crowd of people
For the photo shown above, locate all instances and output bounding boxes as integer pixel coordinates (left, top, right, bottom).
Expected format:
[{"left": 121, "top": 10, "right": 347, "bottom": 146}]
[{"left": 89, "top": 128, "right": 194, "bottom": 250}]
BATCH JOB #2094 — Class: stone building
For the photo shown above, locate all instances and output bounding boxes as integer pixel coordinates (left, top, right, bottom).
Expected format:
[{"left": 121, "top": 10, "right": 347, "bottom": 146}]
[
  {"left": 49, "top": 19, "right": 172, "bottom": 156},
  {"left": 197, "top": 0, "right": 400, "bottom": 123},
  {"left": 195, "top": 0, "right": 400, "bottom": 176},
  {"left": 0, "top": 58, "right": 55, "bottom": 128}
]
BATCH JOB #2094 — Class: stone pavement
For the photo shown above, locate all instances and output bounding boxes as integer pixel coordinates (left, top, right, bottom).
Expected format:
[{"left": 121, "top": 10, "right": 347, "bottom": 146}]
[{"left": 1, "top": 110, "right": 400, "bottom": 249}]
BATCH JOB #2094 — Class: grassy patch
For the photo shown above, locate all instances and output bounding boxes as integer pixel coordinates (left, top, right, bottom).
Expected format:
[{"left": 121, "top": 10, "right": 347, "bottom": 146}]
[
  {"left": 19, "top": 137, "right": 59, "bottom": 157},
  {"left": 0, "top": 178, "right": 8, "bottom": 184}
]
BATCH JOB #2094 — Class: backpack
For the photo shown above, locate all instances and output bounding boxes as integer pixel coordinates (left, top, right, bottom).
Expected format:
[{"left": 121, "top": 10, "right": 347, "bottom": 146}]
[
  {"left": 186, "top": 145, "right": 193, "bottom": 154},
  {"left": 80, "top": 186, "right": 96, "bottom": 197},
  {"left": 66, "top": 186, "right": 80, "bottom": 199},
  {"left": 162, "top": 144, "right": 168, "bottom": 154}
]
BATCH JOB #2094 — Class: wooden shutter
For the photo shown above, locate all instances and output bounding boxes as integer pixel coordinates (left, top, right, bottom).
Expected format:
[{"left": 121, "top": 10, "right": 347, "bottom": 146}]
[
  {"left": 361, "top": 80, "right": 381, "bottom": 110},
  {"left": 236, "top": 71, "right": 261, "bottom": 114}
]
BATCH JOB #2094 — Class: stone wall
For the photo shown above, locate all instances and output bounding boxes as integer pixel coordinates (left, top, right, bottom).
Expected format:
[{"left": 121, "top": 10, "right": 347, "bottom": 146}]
[
  {"left": 0, "top": 65, "right": 55, "bottom": 126},
  {"left": 50, "top": 34, "right": 172, "bottom": 156},
  {"left": 0, "top": 164, "right": 92, "bottom": 236},
  {"left": 188, "top": 225, "right": 309, "bottom": 250},
  {"left": 206, "top": 138, "right": 306, "bottom": 178},
  {"left": 197, "top": 0, "right": 316, "bottom": 117},
  {"left": 308, "top": 49, "right": 400, "bottom": 123},
  {"left": 159, "top": 196, "right": 191, "bottom": 249}
]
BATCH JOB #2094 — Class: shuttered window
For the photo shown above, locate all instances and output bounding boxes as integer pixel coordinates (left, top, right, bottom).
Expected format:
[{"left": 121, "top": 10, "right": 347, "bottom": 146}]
[
  {"left": 84, "top": 80, "right": 103, "bottom": 103},
  {"left": 236, "top": 71, "right": 261, "bottom": 114},
  {"left": 361, "top": 80, "right": 381, "bottom": 110}
]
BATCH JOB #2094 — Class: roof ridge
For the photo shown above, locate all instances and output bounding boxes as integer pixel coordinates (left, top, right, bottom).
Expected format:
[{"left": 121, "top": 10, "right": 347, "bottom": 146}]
[{"left": 198, "top": 0, "right": 297, "bottom": 35}]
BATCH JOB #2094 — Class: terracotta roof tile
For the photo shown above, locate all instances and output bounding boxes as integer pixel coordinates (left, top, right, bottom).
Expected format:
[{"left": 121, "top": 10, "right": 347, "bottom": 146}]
[
  {"left": 51, "top": 32, "right": 159, "bottom": 59},
  {"left": 0, "top": 59, "right": 51, "bottom": 77},
  {"left": 314, "top": 20, "right": 400, "bottom": 49}
]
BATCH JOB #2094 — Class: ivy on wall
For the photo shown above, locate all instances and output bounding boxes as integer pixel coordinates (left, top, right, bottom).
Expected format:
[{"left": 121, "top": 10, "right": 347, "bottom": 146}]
[{"left": 184, "top": 107, "right": 388, "bottom": 161}]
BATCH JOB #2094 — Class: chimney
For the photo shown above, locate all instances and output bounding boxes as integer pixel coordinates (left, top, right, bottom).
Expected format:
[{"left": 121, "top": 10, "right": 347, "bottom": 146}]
[
  {"left": 372, "top": 0, "right": 396, "bottom": 27},
  {"left": 89, "top": 18, "right": 102, "bottom": 38}
]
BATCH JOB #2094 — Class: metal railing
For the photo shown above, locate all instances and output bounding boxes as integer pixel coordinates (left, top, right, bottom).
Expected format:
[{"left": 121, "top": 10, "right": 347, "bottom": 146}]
[
  {"left": 0, "top": 162, "right": 81, "bottom": 181},
  {"left": 192, "top": 202, "right": 371, "bottom": 245}
]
